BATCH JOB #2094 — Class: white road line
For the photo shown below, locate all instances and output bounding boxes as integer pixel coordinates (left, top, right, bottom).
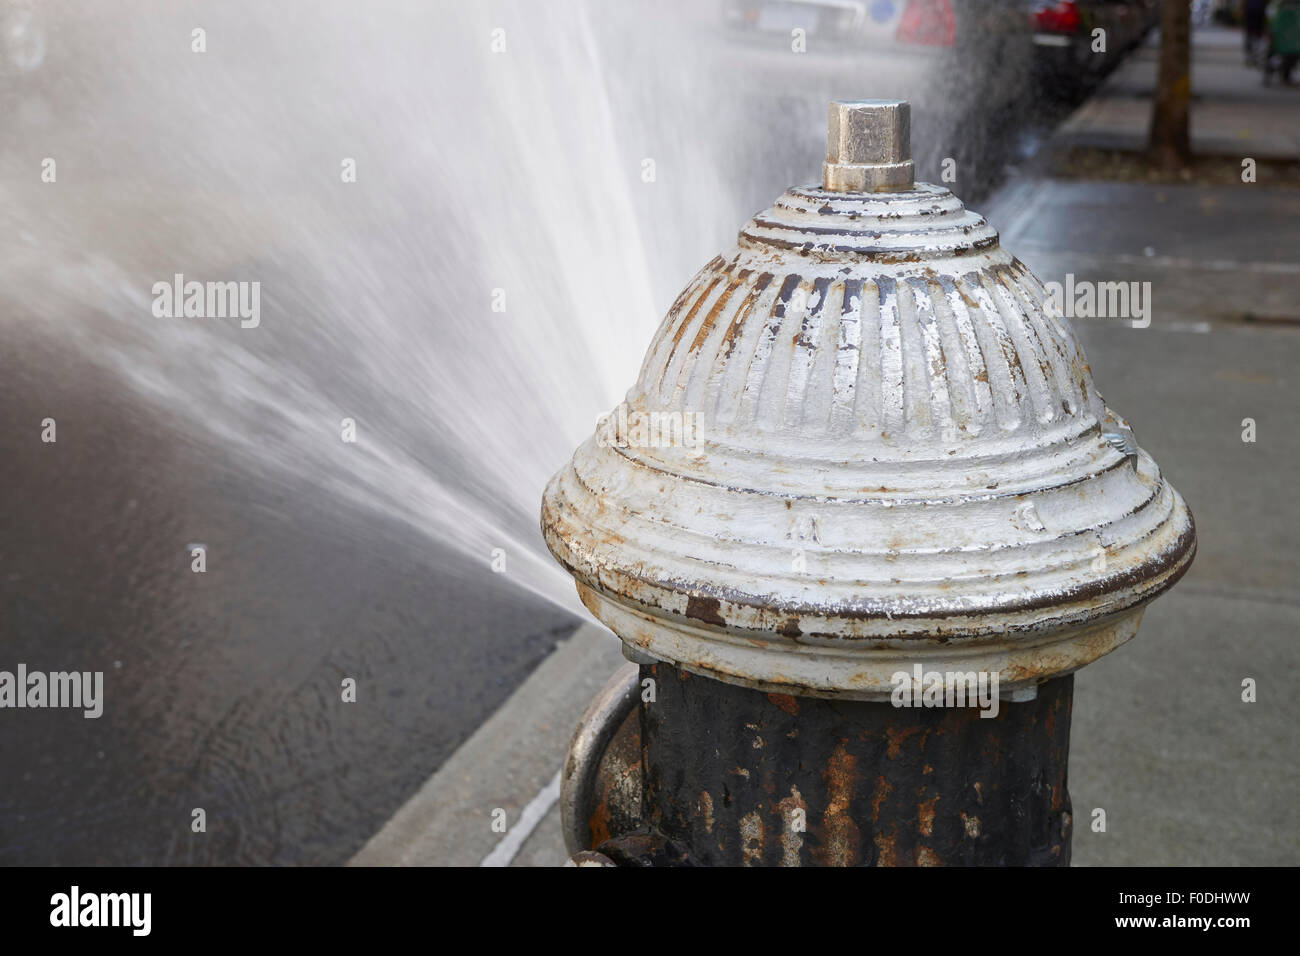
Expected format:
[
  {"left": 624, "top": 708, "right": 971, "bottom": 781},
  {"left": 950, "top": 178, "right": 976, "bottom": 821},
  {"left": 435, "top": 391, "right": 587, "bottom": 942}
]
[
  {"left": 1012, "top": 241, "right": 1300, "bottom": 276},
  {"left": 1108, "top": 252, "right": 1300, "bottom": 275},
  {"left": 479, "top": 769, "right": 563, "bottom": 867},
  {"left": 1156, "top": 320, "right": 1213, "bottom": 333}
]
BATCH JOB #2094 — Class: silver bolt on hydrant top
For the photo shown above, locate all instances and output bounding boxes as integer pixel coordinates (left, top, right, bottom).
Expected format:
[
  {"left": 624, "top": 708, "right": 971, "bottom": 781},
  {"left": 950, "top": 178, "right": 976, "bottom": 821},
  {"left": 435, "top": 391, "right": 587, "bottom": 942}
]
[
  {"left": 542, "top": 100, "right": 1195, "bottom": 700},
  {"left": 823, "top": 100, "right": 915, "bottom": 192}
]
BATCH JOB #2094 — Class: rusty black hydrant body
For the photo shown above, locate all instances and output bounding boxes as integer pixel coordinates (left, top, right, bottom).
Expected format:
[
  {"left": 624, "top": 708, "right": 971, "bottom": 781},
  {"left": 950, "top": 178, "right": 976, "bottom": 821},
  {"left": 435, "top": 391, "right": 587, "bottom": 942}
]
[
  {"left": 631, "top": 665, "right": 1074, "bottom": 867},
  {"left": 543, "top": 101, "right": 1195, "bottom": 867}
]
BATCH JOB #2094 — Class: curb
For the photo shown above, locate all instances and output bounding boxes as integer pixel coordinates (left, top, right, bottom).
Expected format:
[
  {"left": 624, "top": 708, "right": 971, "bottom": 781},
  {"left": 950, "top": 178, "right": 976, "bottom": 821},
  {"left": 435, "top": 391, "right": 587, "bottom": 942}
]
[{"left": 349, "top": 622, "right": 625, "bottom": 867}]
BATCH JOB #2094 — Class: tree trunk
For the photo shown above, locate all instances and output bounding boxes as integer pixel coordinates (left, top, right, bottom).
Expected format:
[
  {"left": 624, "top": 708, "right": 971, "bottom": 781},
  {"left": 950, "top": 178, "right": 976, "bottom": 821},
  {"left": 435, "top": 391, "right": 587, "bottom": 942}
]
[{"left": 1148, "top": 0, "right": 1193, "bottom": 170}]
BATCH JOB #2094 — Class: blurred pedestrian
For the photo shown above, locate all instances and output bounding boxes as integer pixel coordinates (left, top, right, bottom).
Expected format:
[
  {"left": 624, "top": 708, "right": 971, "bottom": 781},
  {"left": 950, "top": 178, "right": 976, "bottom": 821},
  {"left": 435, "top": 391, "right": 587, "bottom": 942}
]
[
  {"left": 1262, "top": 0, "right": 1300, "bottom": 84},
  {"left": 1244, "top": 0, "right": 1270, "bottom": 63}
]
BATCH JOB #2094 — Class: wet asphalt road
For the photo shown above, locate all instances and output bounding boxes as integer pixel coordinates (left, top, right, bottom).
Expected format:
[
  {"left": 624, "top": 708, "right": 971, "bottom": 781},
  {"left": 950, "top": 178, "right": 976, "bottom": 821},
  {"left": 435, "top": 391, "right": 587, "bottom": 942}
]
[{"left": 0, "top": 320, "right": 574, "bottom": 865}]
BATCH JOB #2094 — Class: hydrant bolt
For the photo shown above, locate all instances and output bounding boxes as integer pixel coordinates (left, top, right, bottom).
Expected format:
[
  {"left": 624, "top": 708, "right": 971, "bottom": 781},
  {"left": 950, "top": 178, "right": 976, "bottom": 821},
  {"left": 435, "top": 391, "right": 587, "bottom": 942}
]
[{"left": 823, "top": 99, "right": 915, "bottom": 192}]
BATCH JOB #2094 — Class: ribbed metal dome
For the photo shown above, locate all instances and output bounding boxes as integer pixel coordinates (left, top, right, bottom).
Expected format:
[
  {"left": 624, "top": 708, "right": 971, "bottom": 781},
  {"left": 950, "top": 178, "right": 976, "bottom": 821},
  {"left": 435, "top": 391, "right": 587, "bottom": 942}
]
[
  {"left": 542, "top": 102, "right": 1194, "bottom": 699},
  {"left": 640, "top": 184, "right": 1093, "bottom": 447}
]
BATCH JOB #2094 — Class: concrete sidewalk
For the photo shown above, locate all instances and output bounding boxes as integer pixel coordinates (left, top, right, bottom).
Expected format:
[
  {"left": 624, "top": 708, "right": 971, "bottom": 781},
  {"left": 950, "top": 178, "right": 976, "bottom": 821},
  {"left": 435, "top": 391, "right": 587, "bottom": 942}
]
[
  {"left": 1053, "top": 23, "right": 1300, "bottom": 160},
  {"left": 994, "top": 180, "right": 1299, "bottom": 866},
  {"left": 983, "top": 25, "right": 1300, "bottom": 864},
  {"left": 354, "top": 28, "right": 1300, "bottom": 866}
]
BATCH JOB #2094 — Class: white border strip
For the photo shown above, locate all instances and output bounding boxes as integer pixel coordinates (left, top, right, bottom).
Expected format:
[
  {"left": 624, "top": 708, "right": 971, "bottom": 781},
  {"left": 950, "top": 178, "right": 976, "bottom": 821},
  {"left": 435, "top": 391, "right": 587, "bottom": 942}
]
[{"left": 480, "top": 770, "right": 562, "bottom": 867}]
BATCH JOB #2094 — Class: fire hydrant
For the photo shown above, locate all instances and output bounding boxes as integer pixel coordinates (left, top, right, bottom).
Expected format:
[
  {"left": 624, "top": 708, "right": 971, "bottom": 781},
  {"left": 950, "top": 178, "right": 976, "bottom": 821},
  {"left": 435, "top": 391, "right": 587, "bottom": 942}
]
[{"left": 542, "top": 101, "right": 1195, "bottom": 866}]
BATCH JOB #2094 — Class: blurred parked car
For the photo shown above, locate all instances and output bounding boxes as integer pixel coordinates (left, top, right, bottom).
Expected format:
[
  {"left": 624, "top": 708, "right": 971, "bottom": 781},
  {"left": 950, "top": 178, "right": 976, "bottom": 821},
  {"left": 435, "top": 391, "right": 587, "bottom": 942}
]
[
  {"left": 1027, "top": 0, "right": 1158, "bottom": 97},
  {"left": 723, "top": 0, "right": 957, "bottom": 47}
]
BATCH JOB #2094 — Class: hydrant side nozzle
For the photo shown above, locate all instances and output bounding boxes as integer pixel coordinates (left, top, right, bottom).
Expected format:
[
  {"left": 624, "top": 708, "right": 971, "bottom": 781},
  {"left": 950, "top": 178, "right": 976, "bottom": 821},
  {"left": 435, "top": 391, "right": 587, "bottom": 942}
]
[{"left": 822, "top": 99, "right": 915, "bottom": 193}]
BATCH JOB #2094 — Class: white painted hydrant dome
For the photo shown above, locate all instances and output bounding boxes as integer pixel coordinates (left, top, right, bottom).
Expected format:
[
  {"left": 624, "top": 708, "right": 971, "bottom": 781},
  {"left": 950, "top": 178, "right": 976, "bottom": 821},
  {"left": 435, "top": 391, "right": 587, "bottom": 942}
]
[{"left": 542, "top": 101, "right": 1195, "bottom": 700}]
